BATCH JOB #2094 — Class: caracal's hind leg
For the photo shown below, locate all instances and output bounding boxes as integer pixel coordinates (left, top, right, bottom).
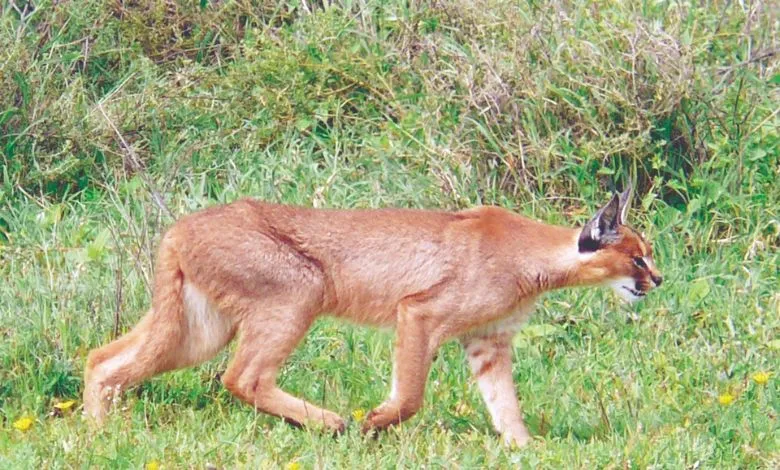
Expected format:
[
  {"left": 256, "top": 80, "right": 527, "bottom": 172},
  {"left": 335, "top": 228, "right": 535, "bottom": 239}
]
[
  {"left": 462, "top": 334, "right": 530, "bottom": 447},
  {"left": 83, "top": 243, "right": 235, "bottom": 424},
  {"left": 221, "top": 299, "right": 345, "bottom": 433}
]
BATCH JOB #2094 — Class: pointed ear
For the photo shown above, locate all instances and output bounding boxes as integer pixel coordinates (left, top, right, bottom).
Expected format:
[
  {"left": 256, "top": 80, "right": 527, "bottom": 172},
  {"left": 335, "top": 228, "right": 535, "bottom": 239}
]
[
  {"left": 617, "top": 183, "right": 632, "bottom": 225},
  {"left": 578, "top": 193, "right": 622, "bottom": 252}
]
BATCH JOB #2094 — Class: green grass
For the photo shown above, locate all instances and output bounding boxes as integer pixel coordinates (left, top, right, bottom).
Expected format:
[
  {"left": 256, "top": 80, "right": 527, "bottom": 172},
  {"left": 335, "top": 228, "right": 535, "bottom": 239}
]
[{"left": 1, "top": 0, "right": 778, "bottom": 468}]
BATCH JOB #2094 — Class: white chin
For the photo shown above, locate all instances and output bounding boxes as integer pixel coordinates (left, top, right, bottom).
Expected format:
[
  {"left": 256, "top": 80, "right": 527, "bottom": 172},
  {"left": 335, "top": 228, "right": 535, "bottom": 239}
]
[{"left": 609, "top": 279, "right": 645, "bottom": 304}]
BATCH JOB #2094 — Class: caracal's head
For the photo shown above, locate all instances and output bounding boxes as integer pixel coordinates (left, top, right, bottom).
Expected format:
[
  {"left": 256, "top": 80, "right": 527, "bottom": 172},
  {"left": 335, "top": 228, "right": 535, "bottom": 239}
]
[{"left": 577, "top": 185, "right": 663, "bottom": 303}]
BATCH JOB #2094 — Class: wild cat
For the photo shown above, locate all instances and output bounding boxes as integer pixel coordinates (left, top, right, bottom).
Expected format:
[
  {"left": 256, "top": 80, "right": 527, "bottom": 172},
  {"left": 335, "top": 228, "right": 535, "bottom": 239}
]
[{"left": 84, "top": 185, "right": 661, "bottom": 446}]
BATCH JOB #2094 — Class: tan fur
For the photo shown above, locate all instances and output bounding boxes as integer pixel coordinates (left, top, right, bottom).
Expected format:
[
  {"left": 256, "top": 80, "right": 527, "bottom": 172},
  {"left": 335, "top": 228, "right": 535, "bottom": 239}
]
[{"left": 83, "top": 196, "right": 661, "bottom": 445}]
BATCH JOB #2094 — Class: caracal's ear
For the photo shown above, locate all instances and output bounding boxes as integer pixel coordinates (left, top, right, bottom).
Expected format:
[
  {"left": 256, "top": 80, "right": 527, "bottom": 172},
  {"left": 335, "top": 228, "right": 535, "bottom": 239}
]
[
  {"left": 617, "top": 182, "right": 632, "bottom": 225},
  {"left": 578, "top": 191, "right": 623, "bottom": 252}
]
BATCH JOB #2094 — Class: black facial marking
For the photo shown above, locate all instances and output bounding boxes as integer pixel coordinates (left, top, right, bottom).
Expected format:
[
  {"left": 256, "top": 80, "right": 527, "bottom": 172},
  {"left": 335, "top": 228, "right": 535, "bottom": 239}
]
[{"left": 578, "top": 236, "right": 601, "bottom": 253}]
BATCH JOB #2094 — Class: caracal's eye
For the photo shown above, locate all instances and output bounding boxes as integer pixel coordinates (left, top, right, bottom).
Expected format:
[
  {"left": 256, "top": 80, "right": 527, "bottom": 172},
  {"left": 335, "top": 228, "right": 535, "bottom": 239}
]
[{"left": 633, "top": 257, "right": 647, "bottom": 269}]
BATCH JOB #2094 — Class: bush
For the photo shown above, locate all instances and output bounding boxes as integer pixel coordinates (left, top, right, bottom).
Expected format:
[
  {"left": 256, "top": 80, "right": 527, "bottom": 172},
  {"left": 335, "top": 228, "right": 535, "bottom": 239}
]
[{"left": 1, "top": 1, "right": 777, "bottom": 217}]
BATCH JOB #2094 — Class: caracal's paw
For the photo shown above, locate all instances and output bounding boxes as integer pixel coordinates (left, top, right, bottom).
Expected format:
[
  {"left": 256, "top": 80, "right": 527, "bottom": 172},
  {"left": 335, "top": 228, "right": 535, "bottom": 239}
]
[
  {"left": 320, "top": 411, "right": 347, "bottom": 436},
  {"left": 502, "top": 424, "right": 532, "bottom": 448},
  {"left": 360, "top": 402, "right": 409, "bottom": 436},
  {"left": 297, "top": 410, "right": 347, "bottom": 436},
  {"left": 83, "top": 382, "right": 123, "bottom": 426},
  {"left": 82, "top": 384, "right": 108, "bottom": 426}
]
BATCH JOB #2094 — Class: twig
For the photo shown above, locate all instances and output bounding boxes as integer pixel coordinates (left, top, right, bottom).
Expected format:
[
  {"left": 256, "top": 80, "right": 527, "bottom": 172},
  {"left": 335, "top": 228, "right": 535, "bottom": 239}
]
[
  {"left": 97, "top": 103, "right": 173, "bottom": 219},
  {"left": 595, "top": 385, "right": 612, "bottom": 434},
  {"left": 113, "top": 263, "right": 123, "bottom": 339},
  {"left": 99, "top": 180, "right": 153, "bottom": 295},
  {"left": 15, "top": 185, "right": 46, "bottom": 209},
  {"left": 748, "top": 106, "right": 780, "bottom": 137},
  {"left": 107, "top": 222, "right": 126, "bottom": 338}
]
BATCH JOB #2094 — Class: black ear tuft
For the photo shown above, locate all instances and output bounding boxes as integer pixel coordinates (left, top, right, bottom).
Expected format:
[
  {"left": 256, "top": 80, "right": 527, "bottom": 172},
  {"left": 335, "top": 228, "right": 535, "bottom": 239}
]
[
  {"left": 578, "top": 231, "right": 601, "bottom": 252},
  {"left": 578, "top": 193, "right": 622, "bottom": 252}
]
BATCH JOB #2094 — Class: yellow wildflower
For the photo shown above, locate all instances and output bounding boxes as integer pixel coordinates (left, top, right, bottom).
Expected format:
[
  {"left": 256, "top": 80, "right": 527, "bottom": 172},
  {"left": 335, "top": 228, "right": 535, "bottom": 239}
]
[
  {"left": 718, "top": 392, "right": 735, "bottom": 406},
  {"left": 285, "top": 462, "right": 301, "bottom": 470},
  {"left": 752, "top": 371, "right": 770, "bottom": 385},
  {"left": 12, "top": 416, "right": 34, "bottom": 432},
  {"left": 53, "top": 400, "right": 77, "bottom": 411},
  {"left": 351, "top": 409, "right": 365, "bottom": 421},
  {"left": 145, "top": 460, "right": 160, "bottom": 470}
]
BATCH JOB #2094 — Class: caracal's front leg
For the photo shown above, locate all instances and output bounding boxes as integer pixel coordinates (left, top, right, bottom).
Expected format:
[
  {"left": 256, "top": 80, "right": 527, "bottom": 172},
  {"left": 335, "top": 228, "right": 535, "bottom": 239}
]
[
  {"left": 361, "top": 301, "right": 440, "bottom": 434},
  {"left": 462, "top": 334, "right": 531, "bottom": 447}
]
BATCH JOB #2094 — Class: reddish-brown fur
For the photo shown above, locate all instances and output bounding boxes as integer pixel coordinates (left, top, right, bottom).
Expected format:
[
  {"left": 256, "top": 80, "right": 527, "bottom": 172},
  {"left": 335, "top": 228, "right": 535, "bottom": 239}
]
[{"left": 84, "top": 191, "right": 661, "bottom": 446}]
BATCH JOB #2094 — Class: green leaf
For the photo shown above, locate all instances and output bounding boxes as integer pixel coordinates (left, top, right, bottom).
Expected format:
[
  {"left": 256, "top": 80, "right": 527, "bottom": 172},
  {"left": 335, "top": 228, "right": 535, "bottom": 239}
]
[
  {"left": 748, "top": 147, "right": 767, "bottom": 161},
  {"left": 520, "top": 324, "right": 561, "bottom": 339},
  {"left": 686, "top": 198, "right": 702, "bottom": 216},
  {"left": 688, "top": 278, "right": 710, "bottom": 303},
  {"left": 295, "top": 117, "right": 315, "bottom": 132},
  {"left": 641, "top": 191, "right": 657, "bottom": 211},
  {"left": 87, "top": 228, "right": 111, "bottom": 262},
  {"left": 0, "top": 107, "right": 18, "bottom": 126},
  {"left": 37, "top": 204, "right": 64, "bottom": 227},
  {"left": 0, "top": 216, "right": 9, "bottom": 244}
]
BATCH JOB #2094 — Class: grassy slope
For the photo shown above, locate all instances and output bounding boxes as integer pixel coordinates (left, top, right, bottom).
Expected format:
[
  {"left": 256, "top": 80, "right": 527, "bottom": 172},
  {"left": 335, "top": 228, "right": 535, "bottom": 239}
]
[{"left": 1, "top": 1, "right": 778, "bottom": 468}]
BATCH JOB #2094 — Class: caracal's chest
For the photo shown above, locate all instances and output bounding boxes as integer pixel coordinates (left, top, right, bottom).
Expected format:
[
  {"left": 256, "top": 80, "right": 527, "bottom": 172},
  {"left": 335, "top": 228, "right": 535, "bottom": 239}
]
[{"left": 462, "top": 295, "right": 538, "bottom": 339}]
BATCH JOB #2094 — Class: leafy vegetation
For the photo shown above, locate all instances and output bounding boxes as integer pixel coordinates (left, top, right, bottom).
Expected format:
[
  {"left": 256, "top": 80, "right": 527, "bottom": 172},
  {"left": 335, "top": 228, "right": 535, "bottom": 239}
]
[{"left": 1, "top": 0, "right": 777, "bottom": 468}]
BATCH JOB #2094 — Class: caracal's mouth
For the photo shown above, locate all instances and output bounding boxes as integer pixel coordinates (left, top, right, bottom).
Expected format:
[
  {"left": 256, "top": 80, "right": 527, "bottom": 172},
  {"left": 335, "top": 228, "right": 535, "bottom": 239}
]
[
  {"left": 609, "top": 278, "right": 648, "bottom": 303},
  {"left": 621, "top": 286, "right": 646, "bottom": 298}
]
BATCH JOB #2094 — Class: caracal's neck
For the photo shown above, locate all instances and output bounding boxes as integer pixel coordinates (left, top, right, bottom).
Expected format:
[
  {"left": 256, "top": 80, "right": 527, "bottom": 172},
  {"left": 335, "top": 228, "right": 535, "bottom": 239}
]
[{"left": 508, "top": 217, "right": 600, "bottom": 296}]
